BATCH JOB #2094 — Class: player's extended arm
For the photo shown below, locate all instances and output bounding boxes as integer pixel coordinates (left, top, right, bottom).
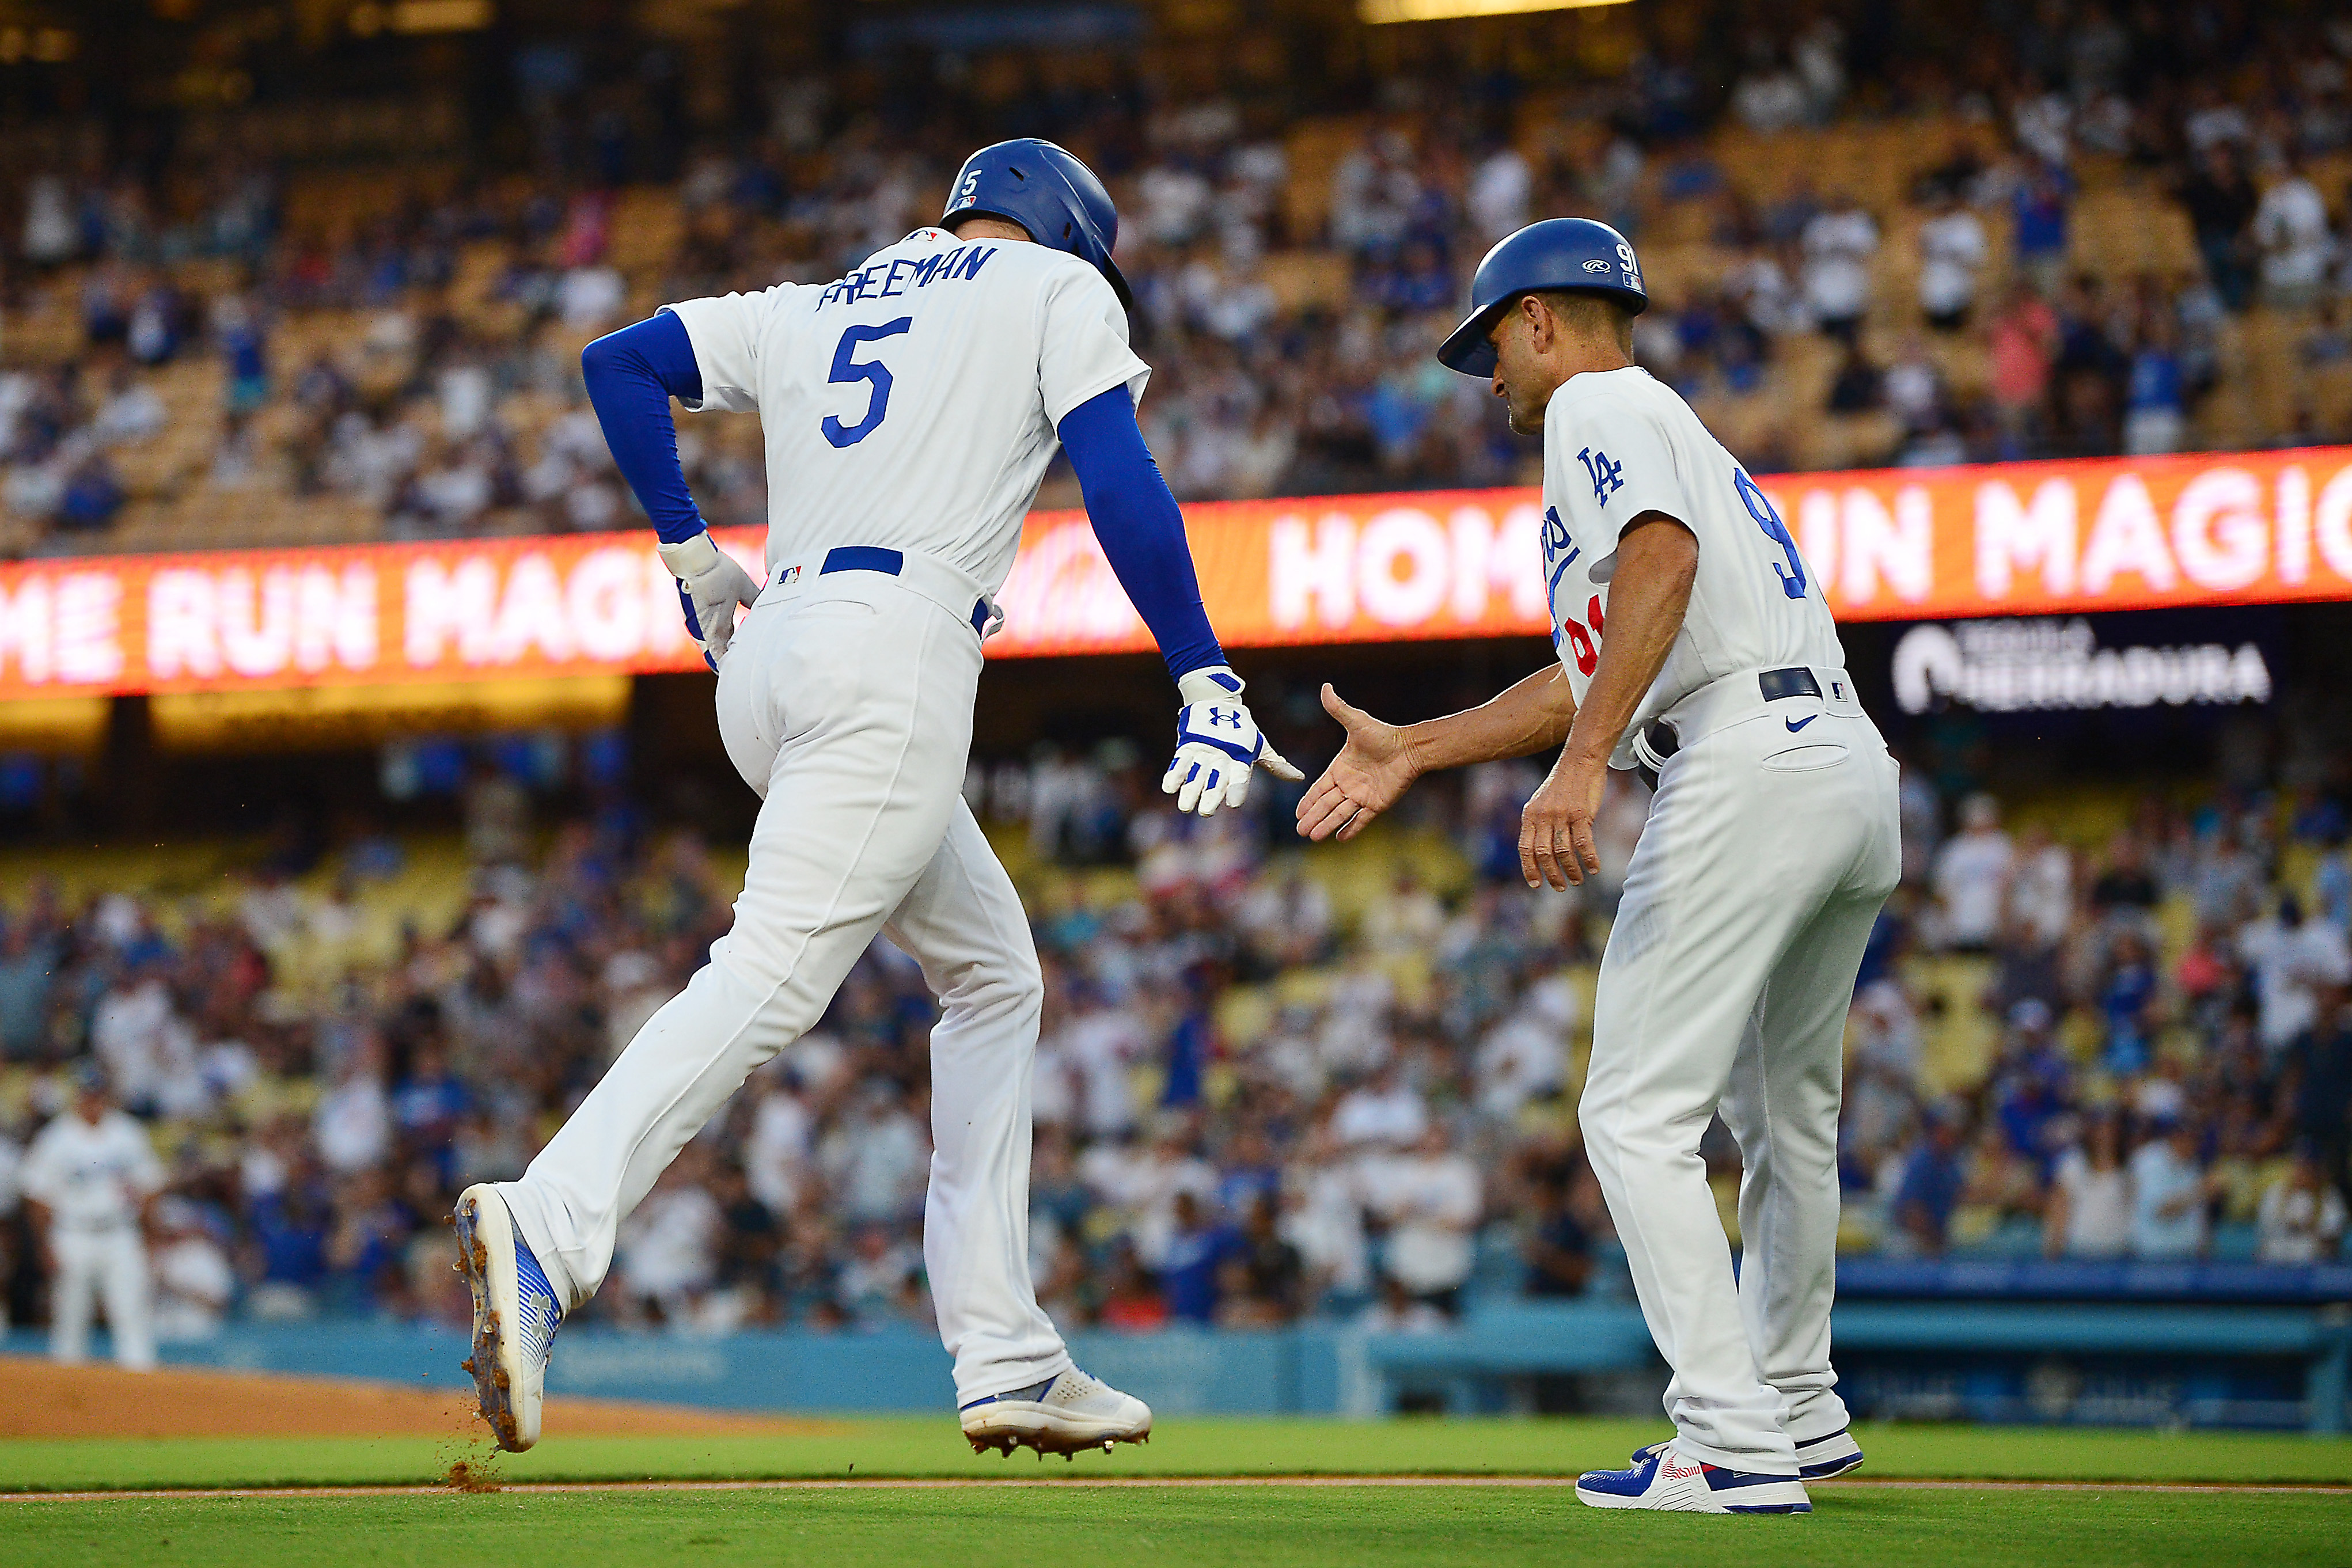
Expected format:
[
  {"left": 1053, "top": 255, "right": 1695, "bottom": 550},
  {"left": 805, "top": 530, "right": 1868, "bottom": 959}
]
[
  {"left": 1520, "top": 512, "right": 1697, "bottom": 891},
  {"left": 1058, "top": 385, "right": 1301, "bottom": 817},
  {"left": 581, "top": 312, "right": 761, "bottom": 670},
  {"left": 1294, "top": 665, "right": 1576, "bottom": 843}
]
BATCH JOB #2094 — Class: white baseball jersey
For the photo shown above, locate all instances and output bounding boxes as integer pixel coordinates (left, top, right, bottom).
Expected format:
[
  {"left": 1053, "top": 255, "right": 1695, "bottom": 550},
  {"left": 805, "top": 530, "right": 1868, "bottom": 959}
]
[
  {"left": 1539, "top": 366, "right": 1845, "bottom": 749},
  {"left": 20, "top": 1110, "right": 163, "bottom": 1231},
  {"left": 666, "top": 227, "right": 1150, "bottom": 594}
]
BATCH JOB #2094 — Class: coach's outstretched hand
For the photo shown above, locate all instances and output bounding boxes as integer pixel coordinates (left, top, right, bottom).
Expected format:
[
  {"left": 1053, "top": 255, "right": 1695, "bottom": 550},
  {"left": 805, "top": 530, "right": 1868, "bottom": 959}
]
[
  {"left": 658, "top": 529, "right": 762, "bottom": 673},
  {"left": 1295, "top": 684, "right": 1419, "bottom": 843},
  {"left": 1163, "top": 666, "right": 1303, "bottom": 817}
]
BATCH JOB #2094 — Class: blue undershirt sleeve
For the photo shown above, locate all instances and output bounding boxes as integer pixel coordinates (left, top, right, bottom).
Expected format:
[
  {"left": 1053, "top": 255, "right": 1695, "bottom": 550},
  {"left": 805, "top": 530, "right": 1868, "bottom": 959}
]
[
  {"left": 581, "top": 310, "right": 708, "bottom": 545},
  {"left": 1056, "top": 385, "right": 1227, "bottom": 684}
]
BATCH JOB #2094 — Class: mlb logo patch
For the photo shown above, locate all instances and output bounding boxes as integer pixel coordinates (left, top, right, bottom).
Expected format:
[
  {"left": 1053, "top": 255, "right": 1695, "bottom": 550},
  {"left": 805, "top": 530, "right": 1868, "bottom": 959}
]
[
  {"left": 1831, "top": 679, "right": 1846, "bottom": 701},
  {"left": 781, "top": 564, "right": 802, "bottom": 586}
]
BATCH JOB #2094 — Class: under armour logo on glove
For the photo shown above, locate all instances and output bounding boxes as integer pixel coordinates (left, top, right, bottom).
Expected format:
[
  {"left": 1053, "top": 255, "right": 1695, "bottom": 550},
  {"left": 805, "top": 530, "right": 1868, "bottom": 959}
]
[
  {"left": 1577, "top": 446, "right": 1625, "bottom": 506},
  {"left": 1163, "top": 666, "right": 1303, "bottom": 818}
]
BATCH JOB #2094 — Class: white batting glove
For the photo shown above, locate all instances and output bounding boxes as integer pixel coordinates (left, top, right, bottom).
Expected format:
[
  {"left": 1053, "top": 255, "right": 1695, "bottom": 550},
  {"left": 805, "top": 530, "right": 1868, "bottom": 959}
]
[
  {"left": 657, "top": 529, "right": 762, "bottom": 672},
  {"left": 1162, "top": 666, "right": 1303, "bottom": 817}
]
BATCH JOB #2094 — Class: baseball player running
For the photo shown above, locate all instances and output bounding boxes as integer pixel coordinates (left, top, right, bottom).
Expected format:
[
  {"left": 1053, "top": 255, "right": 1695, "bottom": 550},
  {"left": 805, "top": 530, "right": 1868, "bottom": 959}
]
[
  {"left": 455, "top": 141, "right": 1298, "bottom": 1454},
  {"left": 1298, "top": 219, "right": 1898, "bottom": 1514}
]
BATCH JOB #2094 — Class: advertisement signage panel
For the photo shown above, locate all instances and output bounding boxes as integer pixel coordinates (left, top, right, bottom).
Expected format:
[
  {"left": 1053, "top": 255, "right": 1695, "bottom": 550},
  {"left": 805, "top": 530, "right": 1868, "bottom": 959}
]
[{"left": 2, "top": 447, "right": 2347, "bottom": 703}]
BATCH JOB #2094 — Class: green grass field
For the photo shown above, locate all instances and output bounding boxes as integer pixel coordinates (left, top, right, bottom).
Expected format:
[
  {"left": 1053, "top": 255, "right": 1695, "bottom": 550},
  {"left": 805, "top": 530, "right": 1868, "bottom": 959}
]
[
  {"left": 6, "top": 1419, "right": 2350, "bottom": 1568},
  {"left": 7, "top": 1417, "right": 2352, "bottom": 1491}
]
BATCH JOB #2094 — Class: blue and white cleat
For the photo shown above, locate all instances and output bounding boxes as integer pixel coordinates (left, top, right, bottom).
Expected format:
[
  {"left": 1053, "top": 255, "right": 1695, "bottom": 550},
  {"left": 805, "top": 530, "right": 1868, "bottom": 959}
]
[
  {"left": 454, "top": 1185, "right": 563, "bottom": 1452},
  {"left": 1630, "top": 1429, "right": 1860, "bottom": 1481},
  {"left": 1576, "top": 1444, "right": 1811, "bottom": 1513},
  {"left": 1795, "top": 1426, "right": 1864, "bottom": 1479},
  {"left": 959, "top": 1369, "right": 1152, "bottom": 1459}
]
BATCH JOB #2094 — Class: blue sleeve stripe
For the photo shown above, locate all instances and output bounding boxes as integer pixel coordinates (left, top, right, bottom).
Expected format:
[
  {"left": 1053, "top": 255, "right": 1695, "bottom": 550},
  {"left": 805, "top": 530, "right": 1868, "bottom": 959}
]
[
  {"left": 582, "top": 312, "right": 708, "bottom": 546},
  {"left": 1055, "top": 385, "right": 1226, "bottom": 684}
]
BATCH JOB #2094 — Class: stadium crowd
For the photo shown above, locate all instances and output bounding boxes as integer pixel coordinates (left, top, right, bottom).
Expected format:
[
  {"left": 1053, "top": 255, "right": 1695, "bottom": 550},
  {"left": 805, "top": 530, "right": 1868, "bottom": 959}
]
[
  {"left": 1, "top": 5, "right": 2351, "bottom": 555},
  {"left": 1, "top": 722, "right": 2347, "bottom": 1346}
]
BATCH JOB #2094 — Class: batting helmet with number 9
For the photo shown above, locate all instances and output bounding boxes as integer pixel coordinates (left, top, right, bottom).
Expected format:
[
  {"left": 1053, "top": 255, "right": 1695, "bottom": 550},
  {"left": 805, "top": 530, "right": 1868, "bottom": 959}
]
[{"left": 1436, "top": 217, "right": 1649, "bottom": 377}]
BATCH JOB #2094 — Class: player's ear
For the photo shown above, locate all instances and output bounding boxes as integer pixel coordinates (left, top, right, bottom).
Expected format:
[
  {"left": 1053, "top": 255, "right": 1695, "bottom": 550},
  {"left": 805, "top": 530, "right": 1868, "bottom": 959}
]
[{"left": 1522, "top": 293, "right": 1553, "bottom": 354}]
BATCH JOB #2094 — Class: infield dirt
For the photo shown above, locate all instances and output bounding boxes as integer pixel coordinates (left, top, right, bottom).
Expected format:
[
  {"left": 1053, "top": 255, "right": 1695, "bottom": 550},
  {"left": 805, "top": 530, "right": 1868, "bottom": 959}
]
[{"left": 0, "top": 1357, "right": 846, "bottom": 1440}]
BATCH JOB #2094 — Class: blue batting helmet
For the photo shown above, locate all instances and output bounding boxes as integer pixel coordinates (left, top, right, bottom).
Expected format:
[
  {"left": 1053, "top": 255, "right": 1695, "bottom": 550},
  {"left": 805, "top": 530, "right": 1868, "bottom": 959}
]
[
  {"left": 1436, "top": 217, "right": 1648, "bottom": 377},
  {"left": 943, "top": 139, "right": 1132, "bottom": 308}
]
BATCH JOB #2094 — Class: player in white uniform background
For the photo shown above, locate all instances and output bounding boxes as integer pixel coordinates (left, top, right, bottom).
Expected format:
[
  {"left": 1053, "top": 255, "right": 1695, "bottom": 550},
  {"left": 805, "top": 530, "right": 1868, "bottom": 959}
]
[
  {"left": 20, "top": 1067, "right": 164, "bottom": 1371},
  {"left": 455, "top": 140, "right": 1298, "bottom": 1454},
  {"left": 1298, "top": 218, "right": 1900, "bottom": 1514}
]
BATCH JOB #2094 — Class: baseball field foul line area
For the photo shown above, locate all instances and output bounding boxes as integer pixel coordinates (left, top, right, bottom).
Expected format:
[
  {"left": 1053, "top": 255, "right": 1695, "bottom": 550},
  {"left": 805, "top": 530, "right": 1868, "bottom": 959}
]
[
  {"left": 6, "top": 1475, "right": 2351, "bottom": 1501},
  {"left": 8, "top": 1475, "right": 2352, "bottom": 1568},
  {"left": 5, "top": 1364, "right": 2349, "bottom": 1566}
]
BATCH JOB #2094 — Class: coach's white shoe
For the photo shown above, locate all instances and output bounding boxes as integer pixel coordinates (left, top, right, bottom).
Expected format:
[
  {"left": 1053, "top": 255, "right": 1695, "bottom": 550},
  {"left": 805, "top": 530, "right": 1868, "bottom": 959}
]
[
  {"left": 1793, "top": 1426, "right": 1864, "bottom": 1479},
  {"left": 959, "top": 1369, "right": 1152, "bottom": 1458},
  {"left": 454, "top": 1185, "right": 564, "bottom": 1452},
  {"left": 1576, "top": 1444, "right": 1811, "bottom": 1513}
]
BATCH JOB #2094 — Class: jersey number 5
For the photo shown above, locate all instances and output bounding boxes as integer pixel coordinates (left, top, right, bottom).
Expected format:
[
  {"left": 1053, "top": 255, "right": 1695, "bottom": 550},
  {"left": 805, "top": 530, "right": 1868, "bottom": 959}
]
[
  {"left": 1735, "top": 469, "right": 1807, "bottom": 599},
  {"left": 821, "top": 318, "right": 913, "bottom": 449}
]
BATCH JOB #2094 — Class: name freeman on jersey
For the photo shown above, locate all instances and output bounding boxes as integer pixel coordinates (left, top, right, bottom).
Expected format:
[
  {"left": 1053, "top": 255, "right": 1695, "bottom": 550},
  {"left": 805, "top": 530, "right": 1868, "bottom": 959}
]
[{"left": 817, "top": 242, "right": 1000, "bottom": 310}]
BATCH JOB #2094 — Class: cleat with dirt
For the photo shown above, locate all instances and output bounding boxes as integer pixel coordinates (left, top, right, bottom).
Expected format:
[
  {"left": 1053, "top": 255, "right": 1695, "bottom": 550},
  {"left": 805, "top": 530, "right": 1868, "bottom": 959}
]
[{"left": 453, "top": 1184, "right": 563, "bottom": 1455}]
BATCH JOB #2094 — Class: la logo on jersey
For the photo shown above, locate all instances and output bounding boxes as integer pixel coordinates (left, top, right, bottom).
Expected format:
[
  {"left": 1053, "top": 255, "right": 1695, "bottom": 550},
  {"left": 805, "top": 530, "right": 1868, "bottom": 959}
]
[{"left": 1577, "top": 447, "right": 1624, "bottom": 507}]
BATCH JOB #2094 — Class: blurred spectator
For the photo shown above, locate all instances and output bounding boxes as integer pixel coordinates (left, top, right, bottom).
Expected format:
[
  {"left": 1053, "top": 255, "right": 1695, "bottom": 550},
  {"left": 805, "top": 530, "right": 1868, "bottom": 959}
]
[
  {"left": 2243, "top": 897, "right": 2352, "bottom": 1057},
  {"left": 1988, "top": 280, "right": 2062, "bottom": 441},
  {"left": 2010, "top": 163, "right": 2073, "bottom": 299},
  {"left": 1160, "top": 1190, "right": 1238, "bottom": 1324},
  {"left": 2128, "top": 1114, "right": 2220, "bottom": 1261},
  {"left": 1216, "top": 1193, "right": 1305, "bottom": 1328},
  {"left": 2122, "top": 309, "right": 2188, "bottom": 457},
  {"left": 1097, "top": 1241, "right": 1169, "bottom": 1332},
  {"left": 2287, "top": 983, "right": 2352, "bottom": 1194},
  {"left": 1361, "top": 1125, "right": 1480, "bottom": 1316},
  {"left": 2176, "top": 146, "right": 2259, "bottom": 313},
  {"left": 1521, "top": 1175, "right": 1595, "bottom": 1297},
  {"left": 1825, "top": 343, "right": 1884, "bottom": 413},
  {"left": 1917, "top": 190, "right": 1987, "bottom": 330},
  {"left": 2252, "top": 155, "right": 2335, "bottom": 311},
  {"left": 1800, "top": 195, "right": 1877, "bottom": 341},
  {"left": 1933, "top": 794, "right": 2013, "bottom": 951},
  {"left": 2255, "top": 1148, "right": 2348, "bottom": 1265},
  {"left": 2045, "top": 1115, "right": 2133, "bottom": 1259},
  {"left": 1890, "top": 1102, "right": 1970, "bottom": 1256},
  {"left": 151, "top": 1198, "right": 236, "bottom": 1341}
]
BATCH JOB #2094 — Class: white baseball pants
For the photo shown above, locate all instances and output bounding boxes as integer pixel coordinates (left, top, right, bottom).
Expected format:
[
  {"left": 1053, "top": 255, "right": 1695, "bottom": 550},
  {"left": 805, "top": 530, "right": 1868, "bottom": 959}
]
[
  {"left": 1579, "top": 680, "right": 1900, "bottom": 1471},
  {"left": 498, "top": 559, "right": 1071, "bottom": 1405},
  {"left": 50, "top": 1225, "right": 156, "bottom": 1370}
]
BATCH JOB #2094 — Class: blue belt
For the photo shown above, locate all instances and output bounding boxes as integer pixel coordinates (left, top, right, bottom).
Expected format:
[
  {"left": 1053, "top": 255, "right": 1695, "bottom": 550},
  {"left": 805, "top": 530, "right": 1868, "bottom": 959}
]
[{"left": 821, "top": 546, "right": 992, "bottom": 637}]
